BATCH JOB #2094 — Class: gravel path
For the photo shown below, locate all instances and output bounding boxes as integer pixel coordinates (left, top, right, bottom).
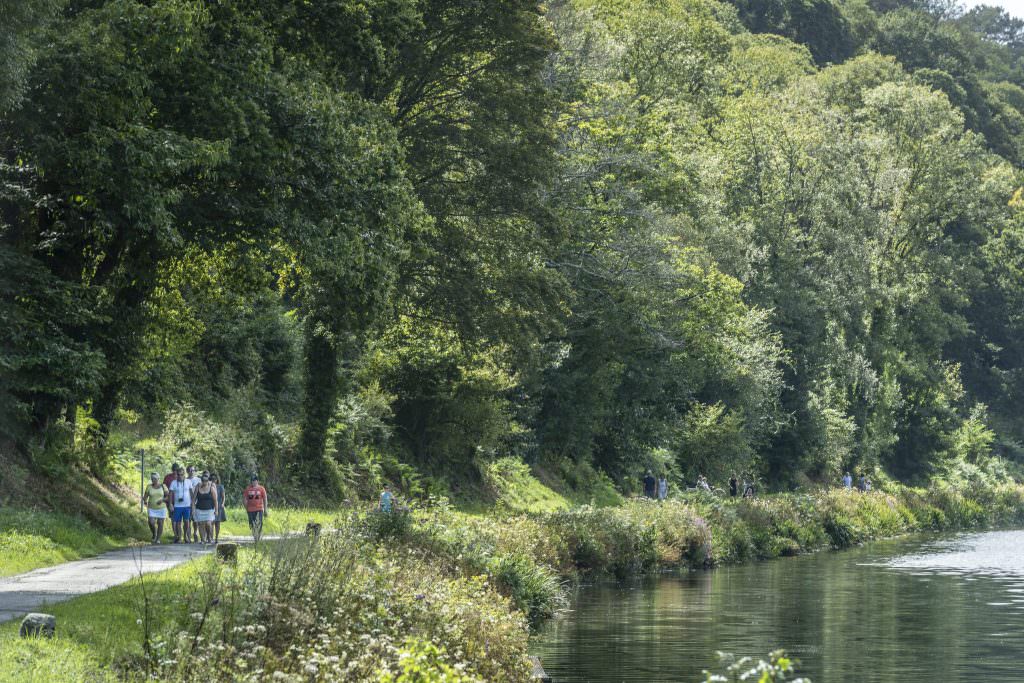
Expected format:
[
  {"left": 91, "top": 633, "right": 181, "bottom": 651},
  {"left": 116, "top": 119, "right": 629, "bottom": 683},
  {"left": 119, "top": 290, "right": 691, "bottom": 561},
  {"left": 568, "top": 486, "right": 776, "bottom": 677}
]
[{"left": 0, "top": 540, "right": 258, "bottom": 623}]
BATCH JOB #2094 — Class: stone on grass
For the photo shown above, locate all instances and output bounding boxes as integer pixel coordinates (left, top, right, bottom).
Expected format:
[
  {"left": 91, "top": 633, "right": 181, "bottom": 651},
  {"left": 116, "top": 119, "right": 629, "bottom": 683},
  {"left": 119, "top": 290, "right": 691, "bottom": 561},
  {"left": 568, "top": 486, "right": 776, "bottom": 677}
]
[
  {"left": 20, "top": 613, "right": 56, "bottom": 638},
  {"left": 216, "top": 542, "right": 238, "bottom": 562}
]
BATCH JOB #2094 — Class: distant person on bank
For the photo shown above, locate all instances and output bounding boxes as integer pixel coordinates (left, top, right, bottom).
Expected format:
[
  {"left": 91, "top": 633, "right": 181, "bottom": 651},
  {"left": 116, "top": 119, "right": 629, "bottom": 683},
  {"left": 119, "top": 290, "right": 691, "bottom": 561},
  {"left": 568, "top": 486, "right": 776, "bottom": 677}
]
[
  {"left": 244, "top": 475, "right": 268, "bottom": 541},
  {"left": 643, "top": 470, "right": 657, "bottom": 498},
  {"left": 379, "top": 484, "right": 395, "bottom": 513},
  {"left": 842, "top": 471, "right": 853, "bottom": 489},
  {"left": 193, "top": 471, "right": 219, "bottom": 545},
  {"left": 729, "top": 474, "right": 738, "bottom": 497},
  {"left": 143, "top": 472, "right": 168, "bottom": 544},
  {"left": 168, "top": 468, "right": 194, "bottom": 543},
  {"left": 657, "top": 474, "right": 668, "bottom": 501}
]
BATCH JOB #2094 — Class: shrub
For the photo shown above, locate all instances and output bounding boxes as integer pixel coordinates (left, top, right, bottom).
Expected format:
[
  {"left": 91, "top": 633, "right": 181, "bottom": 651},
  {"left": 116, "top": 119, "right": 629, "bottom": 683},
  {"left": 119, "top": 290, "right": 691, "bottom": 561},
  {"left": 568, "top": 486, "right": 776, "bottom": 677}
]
[
  {"left": 702, "top": 650, "right": 809, "bottom": 682},
  {"left": 143, "top": 534, "right": 533, "bottom": 682},
  {"left": 487, "top": 552, "right": 565, "bottom": 625},
  {"left": 363, "top": 507, "right": 413, "bottom": 541}
]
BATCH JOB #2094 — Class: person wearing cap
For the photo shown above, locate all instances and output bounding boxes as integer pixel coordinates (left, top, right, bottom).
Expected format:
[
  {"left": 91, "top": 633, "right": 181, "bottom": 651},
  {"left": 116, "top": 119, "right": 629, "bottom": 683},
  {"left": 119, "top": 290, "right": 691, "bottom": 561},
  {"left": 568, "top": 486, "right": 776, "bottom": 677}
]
[
  {"left": 186, "top": 466, "right": 201, "bottom": 543},
  {"left": 143, "top": 472, "right": 169, "bottom": 544},
  {"left": 163, "top": 463, "right": 180, "bottom": 515},
  {"left": 243, "top": 475, "right": 268, "bottom": 541},
  {"left": 168, "top": 468, "right": 194, "bottom": 543}
]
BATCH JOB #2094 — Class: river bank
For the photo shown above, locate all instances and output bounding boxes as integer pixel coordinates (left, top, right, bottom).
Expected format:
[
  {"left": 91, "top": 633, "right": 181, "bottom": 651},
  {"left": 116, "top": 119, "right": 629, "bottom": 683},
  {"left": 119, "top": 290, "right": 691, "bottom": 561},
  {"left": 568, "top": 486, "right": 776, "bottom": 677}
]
[
  {"left": 533, "top": 528, "right": 1024, "bottom": 681},
  {"left": 4, "top": 484, "right": 1023, "bottom": 681}
]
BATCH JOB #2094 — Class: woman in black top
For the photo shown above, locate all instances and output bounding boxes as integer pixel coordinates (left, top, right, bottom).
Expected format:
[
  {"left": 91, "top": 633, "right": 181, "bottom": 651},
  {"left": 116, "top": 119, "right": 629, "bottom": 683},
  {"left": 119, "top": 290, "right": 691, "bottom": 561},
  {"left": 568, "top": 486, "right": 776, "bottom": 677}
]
[{"left": 193, "top": 472, "right": 219, "bottom": 545}]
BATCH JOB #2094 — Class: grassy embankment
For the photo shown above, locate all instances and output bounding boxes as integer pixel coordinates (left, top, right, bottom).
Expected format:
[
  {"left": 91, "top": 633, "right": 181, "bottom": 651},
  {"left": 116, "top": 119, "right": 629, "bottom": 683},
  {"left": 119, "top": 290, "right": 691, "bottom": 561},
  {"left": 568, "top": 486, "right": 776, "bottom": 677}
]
[
  {"left": 0, "top": 509, "right": 132, "bottom": 578},
  {"left": 3, "top": 481, "right": 1024, "bottom": 682},
  {"left": 0, "top": 462, "right": 149, "bottom": 577}
]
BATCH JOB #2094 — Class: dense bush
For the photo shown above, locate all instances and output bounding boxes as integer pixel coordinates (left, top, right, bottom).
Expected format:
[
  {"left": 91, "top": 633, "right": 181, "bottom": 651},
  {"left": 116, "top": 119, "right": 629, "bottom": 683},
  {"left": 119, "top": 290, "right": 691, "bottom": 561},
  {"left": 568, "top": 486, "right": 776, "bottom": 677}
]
[{"left": 142, "top": 534, "right": 534, "bottom": 682}]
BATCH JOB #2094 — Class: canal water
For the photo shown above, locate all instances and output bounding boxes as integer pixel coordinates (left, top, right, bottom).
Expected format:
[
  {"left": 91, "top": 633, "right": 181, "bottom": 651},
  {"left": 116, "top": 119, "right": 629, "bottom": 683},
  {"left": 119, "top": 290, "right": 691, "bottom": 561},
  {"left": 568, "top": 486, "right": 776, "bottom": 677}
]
[{"left": 531, "top": 529, "right": 1024, "bottom": 682}]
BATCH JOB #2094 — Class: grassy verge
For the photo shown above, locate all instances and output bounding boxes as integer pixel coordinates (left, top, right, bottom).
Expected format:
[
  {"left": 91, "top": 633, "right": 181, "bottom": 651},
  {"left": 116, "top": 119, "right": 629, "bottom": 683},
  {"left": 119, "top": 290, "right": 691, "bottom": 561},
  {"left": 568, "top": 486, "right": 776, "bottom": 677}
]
[
  {"left": 0, "top": 538, "right": 531, "bottom": 682},
  {"left": 217, "top": 506, "right": 340, "bottom": 538},
  {"left": 0, "top": 508, "right": 143, "bottom": 578},
  {"left": 0, "top": 504, "right": 340, "bottom": 579},
  {"left": 5, "top": 482, "right": 1023, "bottom": 681},
  {"left": 0, "top": 556, "right": 205, "bottom": 682}
]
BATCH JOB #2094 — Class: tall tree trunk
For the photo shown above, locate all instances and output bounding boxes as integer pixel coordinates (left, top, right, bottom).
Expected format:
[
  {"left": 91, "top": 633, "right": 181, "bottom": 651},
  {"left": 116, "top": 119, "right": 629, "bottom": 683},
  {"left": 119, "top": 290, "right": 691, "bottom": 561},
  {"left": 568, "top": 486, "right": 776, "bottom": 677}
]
[
  {"left": 92, "top": 381, "right": 120, "bottom": 444},
  {"left": 297, "top": 316, "right": 341, "bottom": 490}
]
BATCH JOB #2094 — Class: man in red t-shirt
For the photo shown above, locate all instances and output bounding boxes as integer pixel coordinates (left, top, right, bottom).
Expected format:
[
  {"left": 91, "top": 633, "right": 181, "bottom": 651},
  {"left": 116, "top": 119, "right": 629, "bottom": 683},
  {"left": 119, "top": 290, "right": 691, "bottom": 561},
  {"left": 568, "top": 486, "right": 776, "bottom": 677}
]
[
  {"left": 243, "top": 475, "right": 268, "bottom": 541},
  {"left": 163, "top": 463, "right": 180, "bottom": 514}
]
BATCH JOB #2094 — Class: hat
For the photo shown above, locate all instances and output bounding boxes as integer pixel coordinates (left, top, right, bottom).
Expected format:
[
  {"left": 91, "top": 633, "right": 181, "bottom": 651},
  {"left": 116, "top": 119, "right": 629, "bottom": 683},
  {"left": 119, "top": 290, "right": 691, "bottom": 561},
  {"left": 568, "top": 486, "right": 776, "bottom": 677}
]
[{"left": 150, "top": 472, "right": 159, "bottom": 480}]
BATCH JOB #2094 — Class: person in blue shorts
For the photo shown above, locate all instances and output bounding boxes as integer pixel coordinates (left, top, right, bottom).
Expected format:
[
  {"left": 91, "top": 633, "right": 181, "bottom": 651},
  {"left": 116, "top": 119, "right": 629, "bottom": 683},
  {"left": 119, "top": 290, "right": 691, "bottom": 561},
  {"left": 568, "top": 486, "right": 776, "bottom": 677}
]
[{"left": 168, "top": 468, "right": 194, "bottom": 543}]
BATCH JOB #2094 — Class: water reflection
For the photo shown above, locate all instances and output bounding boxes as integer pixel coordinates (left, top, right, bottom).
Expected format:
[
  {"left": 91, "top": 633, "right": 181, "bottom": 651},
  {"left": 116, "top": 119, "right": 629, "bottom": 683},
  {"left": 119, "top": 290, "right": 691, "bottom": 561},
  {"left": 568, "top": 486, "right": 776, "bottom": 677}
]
[{"left": 532, "top": 531, "right": 1024, "bottom": 682}]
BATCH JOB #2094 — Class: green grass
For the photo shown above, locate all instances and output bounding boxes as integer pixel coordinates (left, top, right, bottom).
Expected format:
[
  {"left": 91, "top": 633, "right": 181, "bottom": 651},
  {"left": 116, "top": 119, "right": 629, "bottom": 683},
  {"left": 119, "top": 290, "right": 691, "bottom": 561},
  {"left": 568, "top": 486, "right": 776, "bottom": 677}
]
[
  {"left": 0, "top": 637, "right": 116, "bottom": 683},
  {"left": 0, "top": 556, "right": 207, "bottom": 682},
  {"left": 481, "top": 457, "right": 570, "bottom": 513},
  {"left": 217, "top": 506, "right": 341, "bottom": 537},
  {"left": 0, "top": 508, "right": 142, "bottom": 578}
]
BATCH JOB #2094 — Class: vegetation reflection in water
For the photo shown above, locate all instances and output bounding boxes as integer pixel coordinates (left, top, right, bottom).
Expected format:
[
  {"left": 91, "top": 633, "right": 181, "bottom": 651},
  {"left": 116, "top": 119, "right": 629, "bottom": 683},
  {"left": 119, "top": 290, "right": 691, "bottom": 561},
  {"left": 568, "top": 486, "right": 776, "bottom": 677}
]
[{"left": 533, "top": 530, "right": 1024, "bottom": 683}]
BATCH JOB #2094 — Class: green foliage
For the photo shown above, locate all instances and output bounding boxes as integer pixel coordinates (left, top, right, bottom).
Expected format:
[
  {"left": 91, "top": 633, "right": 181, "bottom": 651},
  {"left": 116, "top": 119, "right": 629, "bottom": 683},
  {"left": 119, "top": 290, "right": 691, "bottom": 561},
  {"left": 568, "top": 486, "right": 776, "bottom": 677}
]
[
  {"left": 8, "top": 0, "right": 1024, "bottom": 505},
  {"left": 487, "top": 552, "right": 565, "bottom": 625},
  {"left": 481, "top": 457, "right": 570, "bottom": 513},
  {"left": 147, "top": 538, "right": 532, "bottom": 681},
  {"left": 363, "top": 507, "right": 414, "bottom": 541},
  {"left": 702, "top": 649, "right": 809, "bottom": 683}
]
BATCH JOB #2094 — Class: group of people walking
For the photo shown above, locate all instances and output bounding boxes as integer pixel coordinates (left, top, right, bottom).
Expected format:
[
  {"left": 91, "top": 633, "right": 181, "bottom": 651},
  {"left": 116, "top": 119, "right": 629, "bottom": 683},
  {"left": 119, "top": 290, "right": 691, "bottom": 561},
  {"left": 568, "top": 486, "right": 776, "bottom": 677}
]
[
  {"left": 643, "top": 471, "right": 670, "bottom": 500},
  {"left": 842, "top": 471, "right": 872, "bottom": 491},
  {"left": 640, "top": 469, "right": 874, "bottom": 501},
  {"left": 142, "top": 463, "right": 269, "bottom": 545},
  {"left": 642, "top": 471, "right": 757, "bottom": 500}
]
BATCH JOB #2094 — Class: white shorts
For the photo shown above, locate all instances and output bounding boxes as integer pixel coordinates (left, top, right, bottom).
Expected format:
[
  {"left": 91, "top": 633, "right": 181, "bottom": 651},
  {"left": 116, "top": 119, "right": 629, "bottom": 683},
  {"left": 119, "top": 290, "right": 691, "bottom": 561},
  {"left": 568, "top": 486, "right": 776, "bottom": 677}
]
[
  {"left": 194, "top": 509, "right": 217, "bottom": 523},
  {"left": 148, "top": 508, "right": 167, "bottom": 519}
]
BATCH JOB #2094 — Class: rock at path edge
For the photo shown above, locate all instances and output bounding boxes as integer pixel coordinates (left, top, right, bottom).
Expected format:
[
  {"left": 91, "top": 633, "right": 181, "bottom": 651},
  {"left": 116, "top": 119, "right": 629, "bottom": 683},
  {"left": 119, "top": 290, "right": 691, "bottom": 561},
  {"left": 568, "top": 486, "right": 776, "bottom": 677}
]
[
  {"left": 20, "top": 613, "right": 56, "bottom": 638},
  {"left": 216, "top": 542, "right": 238, "bottom": 562}
]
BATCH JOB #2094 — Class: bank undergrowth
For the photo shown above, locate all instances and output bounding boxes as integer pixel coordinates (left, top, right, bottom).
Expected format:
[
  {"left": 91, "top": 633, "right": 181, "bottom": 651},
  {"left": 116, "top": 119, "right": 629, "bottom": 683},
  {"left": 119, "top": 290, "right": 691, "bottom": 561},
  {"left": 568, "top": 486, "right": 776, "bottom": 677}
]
[
  {"left": 7, "top": 482, "right": 1024, "bottom": 682},
  {"left": 376, "top": 483, "right": 1024, "bottom": 628}
]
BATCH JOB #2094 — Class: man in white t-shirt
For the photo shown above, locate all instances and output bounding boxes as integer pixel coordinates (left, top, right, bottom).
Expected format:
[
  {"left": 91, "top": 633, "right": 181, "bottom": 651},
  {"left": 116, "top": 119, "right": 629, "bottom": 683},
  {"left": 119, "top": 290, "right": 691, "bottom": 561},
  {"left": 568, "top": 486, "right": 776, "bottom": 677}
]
[
  {"left": 185, "top": 466, "right": 201, "bottom": 543},
  {"left": 168, "top": 469, "right": 194, "bottom": 543}
]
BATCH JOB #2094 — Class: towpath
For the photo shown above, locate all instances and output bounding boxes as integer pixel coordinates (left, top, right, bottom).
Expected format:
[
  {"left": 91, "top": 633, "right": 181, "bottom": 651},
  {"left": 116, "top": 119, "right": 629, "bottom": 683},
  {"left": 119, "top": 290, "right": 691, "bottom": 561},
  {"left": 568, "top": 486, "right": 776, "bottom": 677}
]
[{"left": 0, "top": 539, "right": 269, "bottom": 623}]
